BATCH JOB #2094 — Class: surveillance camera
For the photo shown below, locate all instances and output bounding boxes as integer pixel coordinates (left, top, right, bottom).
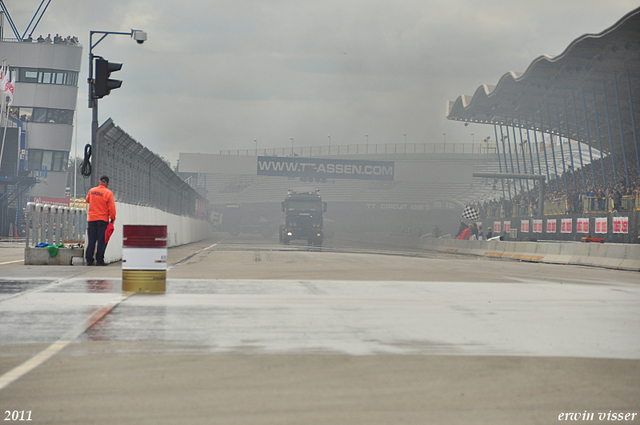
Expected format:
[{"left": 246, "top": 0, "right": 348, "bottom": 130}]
[{"left": 132, "top": 30, "right": 147, "bottom": 44}]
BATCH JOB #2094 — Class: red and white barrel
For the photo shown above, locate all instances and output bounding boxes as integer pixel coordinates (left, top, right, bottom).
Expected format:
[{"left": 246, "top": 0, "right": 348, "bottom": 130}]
[{"left": 122, "top": 225, "right": 167, "bottom": 293}]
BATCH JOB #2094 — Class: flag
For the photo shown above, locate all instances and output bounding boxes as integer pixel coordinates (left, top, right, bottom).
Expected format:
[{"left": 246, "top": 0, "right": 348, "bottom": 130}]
[
  {"left": 105, "top": 222, "right": 115, "bottom": 245},
  {"left": 6, "top": 75, "right": 14, "bottom": 106},
  {"left": 0, "top": 67, "right": 7, "bottom": 95},
  {"left": 461, "top": 205, "right": 479, "bottom": 221}
]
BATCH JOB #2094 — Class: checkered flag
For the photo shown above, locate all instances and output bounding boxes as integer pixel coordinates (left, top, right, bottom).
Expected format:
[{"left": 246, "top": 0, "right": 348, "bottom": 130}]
[{"left": 461, "top": 205, "right": 479, "bottom": 221}]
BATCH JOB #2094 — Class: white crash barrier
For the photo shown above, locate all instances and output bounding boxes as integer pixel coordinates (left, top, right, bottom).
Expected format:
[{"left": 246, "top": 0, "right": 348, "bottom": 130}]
[
  {"left": 332, "top": 232, "right": 640, "bottom": 271},
  {"left": 25, "top": 202, "right": 87, "bottom": 247},
  {"left": 23, "top": 201, "right": 212, "bottom": 265},
  {"left": 417, "top": 237, "right": 640, "bottom": 271}
]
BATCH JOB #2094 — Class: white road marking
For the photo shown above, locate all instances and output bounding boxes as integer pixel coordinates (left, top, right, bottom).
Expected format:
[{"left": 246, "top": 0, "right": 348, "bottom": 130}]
[{"left": 0, "top": 292, "right": 135, "bottom": 392}]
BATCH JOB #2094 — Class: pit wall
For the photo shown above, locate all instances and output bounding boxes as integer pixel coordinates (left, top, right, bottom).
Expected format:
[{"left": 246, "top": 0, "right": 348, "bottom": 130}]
[
  {"left": 103, "top": 202, "right": 213, "bottom": 264},
  {"left": 335, "top": 233, "right": 640, "bottom": 272}
]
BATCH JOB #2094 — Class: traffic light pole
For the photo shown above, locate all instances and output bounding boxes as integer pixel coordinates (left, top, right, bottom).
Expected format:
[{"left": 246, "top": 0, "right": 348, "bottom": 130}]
[{"left": 88, "top": 29, "right": 146, "bottom": 187}]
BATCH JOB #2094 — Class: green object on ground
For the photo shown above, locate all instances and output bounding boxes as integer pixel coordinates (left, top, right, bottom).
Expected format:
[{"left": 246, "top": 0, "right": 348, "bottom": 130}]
[{"left": 46, "top": 244, "right": 65, "bottom": 257}]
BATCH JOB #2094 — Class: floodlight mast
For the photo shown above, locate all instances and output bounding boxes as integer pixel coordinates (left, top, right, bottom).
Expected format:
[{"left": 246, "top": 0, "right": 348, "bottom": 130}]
[{"left": 87, "top": 29, "right": 146, "bottom": 187}]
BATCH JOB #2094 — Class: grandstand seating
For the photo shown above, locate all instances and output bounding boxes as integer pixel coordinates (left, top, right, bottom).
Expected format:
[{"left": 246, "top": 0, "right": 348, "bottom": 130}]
[{"left": 200, "top": 141, "right": 604, "bottom": 208}]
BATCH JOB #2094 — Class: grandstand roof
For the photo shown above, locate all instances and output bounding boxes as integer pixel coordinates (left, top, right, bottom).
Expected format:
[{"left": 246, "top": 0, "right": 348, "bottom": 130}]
[{"left": 446, "top": 7, "right": 640, "bottom": 162}]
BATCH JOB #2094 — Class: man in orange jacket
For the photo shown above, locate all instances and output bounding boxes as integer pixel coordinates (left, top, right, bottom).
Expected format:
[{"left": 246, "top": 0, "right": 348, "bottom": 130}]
[{"left": 85, "top": 175, "right": 116, "bottom": 266}]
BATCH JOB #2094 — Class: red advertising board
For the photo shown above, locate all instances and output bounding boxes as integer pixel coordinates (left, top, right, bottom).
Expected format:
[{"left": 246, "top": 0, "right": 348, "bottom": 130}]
[
  {"left": 561, "top": 218, "right": 572, "bottom": 234},
  {"left": 493, "top": 221, "right": 501, "bottom": 233},
  {"left": 576, "top": 218, "right": 589, "bottom": 233},
  {"left": 613, "top": 217, "right": 628, "bottom": 234},
  {"left": 533, "top": 219, "right": 543, "bottom": 233},
  {"left": 546, "top": 219, "right": 557, "bottom": 233},
  {"left": 595, "top": 217, "right": 607, "bottom": 234},
  {"left": 521, "top": 221, "right": 529, "bottom": 233}
]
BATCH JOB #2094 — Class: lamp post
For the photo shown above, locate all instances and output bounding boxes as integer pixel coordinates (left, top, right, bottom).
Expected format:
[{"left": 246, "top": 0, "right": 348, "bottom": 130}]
[{"left": 88, "top": 29, "right": 146, "bottom": 187}]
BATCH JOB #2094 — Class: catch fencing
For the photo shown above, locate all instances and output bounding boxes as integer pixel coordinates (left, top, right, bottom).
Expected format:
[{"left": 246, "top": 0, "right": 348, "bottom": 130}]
[{"left": 94, "top": 118, "right": 207, "bottom": 218}]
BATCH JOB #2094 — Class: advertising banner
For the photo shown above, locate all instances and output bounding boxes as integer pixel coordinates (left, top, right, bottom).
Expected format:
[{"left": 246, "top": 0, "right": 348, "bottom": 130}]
[
  {"left": 533, "top": 219, "right": 543, "bottom": 233},
  {"left": 521, "top": 220, "right": 529, "bottom": 233},
  {"left": 503, "top": 221, "right": 511, "bottom": 233},
  {"left": 257, "top": 156, "right": 394, "bottom": 181},
  {"left": 595, "top": 217, "right": 607, "bottom": 234},
  {"left": 493, "top": 221, "right": 501, "bottom": 233},
  {"left": 576, "top": 218, "right": 589, "bottom": 233},
  {"left": 546, "top": 219, "right": 557, "bottom": 233},
  {"left": 32, "top": 196, "right": 71, "bottom": 207},
  {"left": 560, "top": 218, "right": 572, "bottom": 234},
  {"left": 613, "top": 217, "right": 628, "bottom": 234}
]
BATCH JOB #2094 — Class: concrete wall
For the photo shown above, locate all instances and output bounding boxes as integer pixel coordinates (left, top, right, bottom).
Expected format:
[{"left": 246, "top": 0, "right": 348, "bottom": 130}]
[
  {"left": 102, "top": 202, "right": 213, "bottom": 263},
  {"left": 415, "top": 237, "right": 640, "bottom": 271},
  {"left": 335, "top": 232, "right": 640, "bottom": 272}
]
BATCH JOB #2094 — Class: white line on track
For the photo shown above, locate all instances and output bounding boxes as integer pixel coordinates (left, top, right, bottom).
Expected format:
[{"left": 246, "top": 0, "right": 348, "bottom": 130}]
[
  {"left": 0, "top": 260, "right": 23, "bottom": 265},
  {"left": 0, "top": 292, "right": 135, "bottom": 392},
  {"left": 167, "top": 240, "right": 222, "bottom": 270}
]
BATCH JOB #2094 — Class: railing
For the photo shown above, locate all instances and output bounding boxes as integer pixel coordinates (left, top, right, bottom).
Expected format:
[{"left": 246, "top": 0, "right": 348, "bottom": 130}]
[
  {"left": 25, "top": 202, "right": 87, "bottom": 248},
  {"left": 487, "top": 204, "right": 503, "bottom": 217},
  {"left": 582, "top": 195, "right": 638, "bottom": 213},
  {"left": 543, "top": 200, "right": 567, "bottom": 215},
  {"left": 621, "top": 195, "right": 635, "bottom": 211},
  {"left": 583, "top": 197, "right": 611, "bottom": 213},
  {"left": 513, "top": 204, "right": 531, "bottom": 217},
  {"left": 220, "top": 142, "right": 507, "bottom": 157}
]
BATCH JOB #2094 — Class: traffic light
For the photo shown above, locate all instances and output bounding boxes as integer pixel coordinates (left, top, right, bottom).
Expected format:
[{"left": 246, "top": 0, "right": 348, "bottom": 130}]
[{"left": 94, "top": 58, "right": 123, "bottom": 99}]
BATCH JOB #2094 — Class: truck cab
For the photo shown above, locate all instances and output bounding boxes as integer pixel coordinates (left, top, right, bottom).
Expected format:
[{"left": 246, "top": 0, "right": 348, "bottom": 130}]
[{"left": 280, "top": 188, "right": 327, "bottom": 246}]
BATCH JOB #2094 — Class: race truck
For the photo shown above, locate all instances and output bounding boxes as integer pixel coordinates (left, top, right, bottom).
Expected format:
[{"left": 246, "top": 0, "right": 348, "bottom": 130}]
[{"left": 279, "top": 188, "right": 327, "bottom": 246}]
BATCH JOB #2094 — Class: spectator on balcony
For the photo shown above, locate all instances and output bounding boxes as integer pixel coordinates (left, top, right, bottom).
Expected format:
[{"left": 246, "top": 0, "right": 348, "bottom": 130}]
[{"left": 613, "top": 187, "right": 622, "bottom": 210}]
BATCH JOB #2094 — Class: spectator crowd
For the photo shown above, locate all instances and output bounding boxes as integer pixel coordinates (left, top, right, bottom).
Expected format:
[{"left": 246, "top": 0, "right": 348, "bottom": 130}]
[
  {"left": 22, "top": 34, "right": 79, "bottom": 45},
  {"left": 473, "top": 156, "right": 640, "bottom": 218}
]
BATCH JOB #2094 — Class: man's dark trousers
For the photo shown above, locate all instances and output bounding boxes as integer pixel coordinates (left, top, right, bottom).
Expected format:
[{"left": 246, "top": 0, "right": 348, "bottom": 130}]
[{"left": 86, "top": 220, "right": 108, "bottom": 264}]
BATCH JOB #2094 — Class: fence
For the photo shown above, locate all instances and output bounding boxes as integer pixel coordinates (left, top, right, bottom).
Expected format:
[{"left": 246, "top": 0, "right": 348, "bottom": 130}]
[
  {"left": 24, "top": 202, "right": 87, "bottom": 248},
  {"left": 583, "top": 195, "right": 638, "bottom": 213},
  {"left": 544, "top": 200, "right": 568, "bottom": 215},
  {"left": 219, "top": 141, "right": 526, "bottom": 157},
  {"left": 95, "top": 118, "right": 207, "bottom": 219}
]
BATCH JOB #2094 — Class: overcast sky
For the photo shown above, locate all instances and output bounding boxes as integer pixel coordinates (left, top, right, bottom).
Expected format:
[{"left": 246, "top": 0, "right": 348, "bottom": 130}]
[{"left": 9, "top": 0, "right": 639, "bottom": 166}]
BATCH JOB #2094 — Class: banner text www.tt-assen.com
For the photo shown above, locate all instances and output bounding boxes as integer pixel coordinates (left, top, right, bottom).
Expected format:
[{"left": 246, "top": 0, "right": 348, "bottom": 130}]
[{"left": 257, "top": 157, "right": 394, "bottom": 181}]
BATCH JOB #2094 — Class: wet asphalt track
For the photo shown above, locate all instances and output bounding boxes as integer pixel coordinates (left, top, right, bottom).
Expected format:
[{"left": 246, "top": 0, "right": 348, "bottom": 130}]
[{"left": 0, "top": 234, "right": 638, "bottom": 424}]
